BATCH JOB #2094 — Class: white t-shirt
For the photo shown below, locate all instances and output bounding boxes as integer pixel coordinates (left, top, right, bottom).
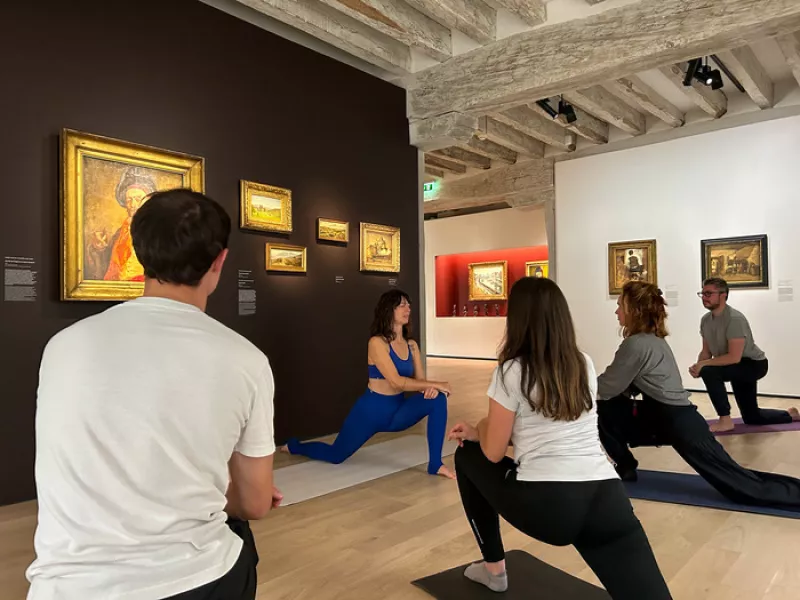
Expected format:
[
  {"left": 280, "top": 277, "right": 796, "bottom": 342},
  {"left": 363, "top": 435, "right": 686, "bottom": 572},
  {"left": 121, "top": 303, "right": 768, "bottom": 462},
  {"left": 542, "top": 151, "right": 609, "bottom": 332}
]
[
  {"left": 487, "top": 353, "right": 618, "bottom": 483},
  {"left": 26, "top": 297, "right": 276, "bottom": 600}
]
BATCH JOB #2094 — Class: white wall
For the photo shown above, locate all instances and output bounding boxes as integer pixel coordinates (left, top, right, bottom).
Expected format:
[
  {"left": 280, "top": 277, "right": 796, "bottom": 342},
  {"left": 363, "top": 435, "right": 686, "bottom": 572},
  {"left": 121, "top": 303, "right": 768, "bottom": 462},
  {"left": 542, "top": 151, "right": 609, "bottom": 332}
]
[
  {"left": 556, "top": 115, "right": 800, "bottom": 396},
  {"left": 424, "top": 207, "right": 548, "bottom": 359}
]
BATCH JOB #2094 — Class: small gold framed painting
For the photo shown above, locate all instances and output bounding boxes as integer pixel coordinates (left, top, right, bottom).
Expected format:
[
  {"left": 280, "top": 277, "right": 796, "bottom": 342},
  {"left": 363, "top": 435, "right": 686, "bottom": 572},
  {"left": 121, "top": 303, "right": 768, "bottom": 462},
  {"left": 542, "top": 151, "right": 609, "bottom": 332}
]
[
  {"left": 317, "top": 218, "right": 349, "bottom": 243},
  {"left": 608, "top": 239, "right": 657, "bottom": 295},
  {"left": 61, "top": 128, "right": 204, "bottom": 301},
  {"left": 525, "top": 260, "right": 549, "bottom": 279},
  {"left": 360, "top": 222, "right": 400, "bottom": 273},
  {"left": 240, "top": 180, "right": 292, "bottom": 233},
  {"left": 265, "top": 243, "right": 306, "bottom": 273},
  {"left": 701, "top": 235, "right": 768, "bottom": 289},
  {"left": 468, "top": 260, "right": 508, "bottom": 301}
]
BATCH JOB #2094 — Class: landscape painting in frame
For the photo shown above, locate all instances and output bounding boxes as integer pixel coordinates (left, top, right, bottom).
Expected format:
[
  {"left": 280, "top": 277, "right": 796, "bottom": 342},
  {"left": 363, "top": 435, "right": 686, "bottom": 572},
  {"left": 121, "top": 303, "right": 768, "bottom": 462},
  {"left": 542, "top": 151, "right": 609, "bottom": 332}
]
[
  {"left": 240, "top": 180, "right": 292, "bottom": 233},
  {"left": 318, "top": 218, "right": 349, "bottom": 243},
  {"left": 61, "top": 129, "right": 204, "bottom": 301},
  {"left": 266, "top": 243, "right": 307, "bottom": 273},
  {"left": 701, "top": 234, "right": 768, "bottom": 289},
  {"left": 468, "top": 260, "right": 508, "bottom": 301},
  {"left": 360, "top": 222, "right": 400, "bottom": 273},
  {"left": 526, "top": 260, "right": 549, "bottom": 279},
  {"left": 608, "top": 239, "right": 657, "bottom": 295}
]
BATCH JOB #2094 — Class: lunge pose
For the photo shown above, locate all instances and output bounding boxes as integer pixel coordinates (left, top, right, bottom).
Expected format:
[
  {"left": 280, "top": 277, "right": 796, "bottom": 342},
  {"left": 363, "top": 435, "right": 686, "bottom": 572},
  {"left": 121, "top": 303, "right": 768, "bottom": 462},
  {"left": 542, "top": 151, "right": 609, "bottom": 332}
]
[
  {"left": 447, "top": 277, "right": 671, "bottom": 599},
  {"left": 690, "top": 277, "right": 798, "bottom": 432},
  {"left": 284, "top": 289, "right": 454, "bottom": 479},
  {"left": 598, "top": 281, "right": 800, "bottom": 510}
]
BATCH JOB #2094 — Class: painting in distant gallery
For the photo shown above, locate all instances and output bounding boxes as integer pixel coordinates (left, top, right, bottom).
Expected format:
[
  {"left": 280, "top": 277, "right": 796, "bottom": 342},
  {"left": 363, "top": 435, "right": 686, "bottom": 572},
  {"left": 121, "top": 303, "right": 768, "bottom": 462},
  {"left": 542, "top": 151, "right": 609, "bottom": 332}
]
[
  {"left": 318, "top": 218, "right": 349, "bottom": 243},
  {"left": 266, "top": 243, "right": 307, "bottom": 273},
  {"left": 360, "top": 222, "right": 400, "bottom": 273},
  {"left": 240, "top": 180, "right": 292, "bottom": 233},
  {"left": 468, "top": 260, "right": 508, "bottom": 301},
  {"left": 701, "top": 235, "right": 768, "bottom": 288},
  {"left": 62, "top": 129, "right": 204, "bottom": 301},
  {"left": 607, "top": 239, "right": 657, "bottom": 295},
  {"left": 525, "top": 260, "right": 549, "bottom": 279}
]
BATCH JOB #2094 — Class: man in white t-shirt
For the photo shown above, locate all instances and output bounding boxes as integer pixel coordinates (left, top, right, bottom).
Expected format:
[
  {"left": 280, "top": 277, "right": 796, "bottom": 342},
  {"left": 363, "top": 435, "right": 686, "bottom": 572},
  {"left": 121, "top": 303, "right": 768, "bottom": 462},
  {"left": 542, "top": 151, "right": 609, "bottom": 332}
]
[{"left": 27, "top": 189, "right": 279, "bottom": 600}]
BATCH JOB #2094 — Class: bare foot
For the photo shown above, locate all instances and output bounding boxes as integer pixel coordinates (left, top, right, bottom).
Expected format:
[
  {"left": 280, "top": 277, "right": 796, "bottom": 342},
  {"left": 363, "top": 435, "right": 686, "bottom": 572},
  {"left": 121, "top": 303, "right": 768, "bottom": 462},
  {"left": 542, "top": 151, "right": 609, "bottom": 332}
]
[
  {"left": 710, "top": 415, "right": 735, "bottom": 433},
  {"left": 436, "top": 465, "right": 456, "bottom": 480},
  {"left": 789, "top": 407, "right": 800, "bottom": 421},
  {"left": 279, "top": 444, "right": 291, "bottom": 454}
]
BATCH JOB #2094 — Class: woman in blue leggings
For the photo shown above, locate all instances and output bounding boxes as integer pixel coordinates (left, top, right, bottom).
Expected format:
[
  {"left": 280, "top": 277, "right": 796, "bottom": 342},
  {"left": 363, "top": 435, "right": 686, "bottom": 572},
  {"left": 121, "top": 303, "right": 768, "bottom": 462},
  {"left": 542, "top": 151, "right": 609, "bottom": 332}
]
[{"left": 282, "top": 289, "right": 455, "bottom": 479}]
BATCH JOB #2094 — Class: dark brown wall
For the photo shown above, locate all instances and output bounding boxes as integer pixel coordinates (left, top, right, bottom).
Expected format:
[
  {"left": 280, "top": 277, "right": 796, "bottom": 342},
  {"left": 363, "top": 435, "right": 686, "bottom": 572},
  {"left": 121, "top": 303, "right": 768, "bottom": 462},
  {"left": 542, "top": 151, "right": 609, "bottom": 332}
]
[{"left": 0, "top": 0, "right": 419, "bottom": 506}]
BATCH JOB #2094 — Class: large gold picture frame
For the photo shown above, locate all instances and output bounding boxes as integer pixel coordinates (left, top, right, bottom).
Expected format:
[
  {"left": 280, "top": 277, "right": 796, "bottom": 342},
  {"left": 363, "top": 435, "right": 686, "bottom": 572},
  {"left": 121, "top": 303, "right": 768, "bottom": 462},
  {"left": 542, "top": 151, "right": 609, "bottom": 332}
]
[
  {"left": 468, "top": 260, "right": 508, "bottom": 301},
  {"left": 240, "top": 180, "right": 292, "bottom": 233},
  {"left": 61, "top": 129, "right": 204, "bottom": 301},
  {"left": 360, "top": 222, "right": 400, "bottom": 273},
  {"left": 608, "top": 239, "right": 658, "bottom": 295},
  {"left": 265, "top": 243, "right": 307, "bottom": 273}
]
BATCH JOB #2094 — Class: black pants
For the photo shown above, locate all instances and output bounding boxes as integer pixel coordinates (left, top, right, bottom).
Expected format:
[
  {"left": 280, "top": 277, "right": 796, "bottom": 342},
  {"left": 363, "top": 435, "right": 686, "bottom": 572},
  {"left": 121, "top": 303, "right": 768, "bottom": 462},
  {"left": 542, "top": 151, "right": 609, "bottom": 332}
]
[
  {"left": 162, "top": 518, "right": 259, "bottom": 600},
  {"left": 454, "top": 442, "right": 672, "bottom": 600},
  {"left": 701, "top": 358, "right": 790, "bottom": 425},
  {"left": 598, "top": 395, "right": 800, "bottom": 509}
]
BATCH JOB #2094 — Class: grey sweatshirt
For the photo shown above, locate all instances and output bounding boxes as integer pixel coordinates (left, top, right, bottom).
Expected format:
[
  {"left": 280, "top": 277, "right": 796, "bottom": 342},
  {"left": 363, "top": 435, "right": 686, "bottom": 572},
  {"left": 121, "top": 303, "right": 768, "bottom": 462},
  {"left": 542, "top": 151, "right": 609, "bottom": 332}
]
[{"left": 597, "top": 333, "right": 692, "bottom": 406}]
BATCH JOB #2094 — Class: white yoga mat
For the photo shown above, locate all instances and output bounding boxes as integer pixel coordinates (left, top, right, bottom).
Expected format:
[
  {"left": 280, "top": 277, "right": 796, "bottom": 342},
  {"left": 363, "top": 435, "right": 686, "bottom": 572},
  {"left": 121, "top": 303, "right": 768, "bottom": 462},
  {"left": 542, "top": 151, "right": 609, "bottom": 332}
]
[{"left": 274, "top": 435, "right": 459, "bottom": 506}]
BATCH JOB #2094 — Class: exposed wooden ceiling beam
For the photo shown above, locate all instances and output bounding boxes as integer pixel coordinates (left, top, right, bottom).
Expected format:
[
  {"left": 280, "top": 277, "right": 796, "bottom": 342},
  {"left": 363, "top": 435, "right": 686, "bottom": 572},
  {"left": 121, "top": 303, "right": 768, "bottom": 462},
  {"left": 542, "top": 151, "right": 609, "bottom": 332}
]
[
  {"left": 507, "top": 188, "right": 554, "bottom": 209},
  {"left": 563, "top": 86, "right": 646, "bottom": 136},
  {"left": 431, "top": 147, "right": 492, "bottom": 169},
  {"left": 409, "top": 112, "right": 480, "bottom": 151},
  {"left": 585, "top": 0, "right": 608, "bottom": 4},
  {"left": 477, "top": 116, "right": 545, "bottom": 158},
  {"left": 403, "top": 0, "right": 496, "bottom": 45},
  {"left": 716, "top": 46, "right": 774, "bottom": 109},
  {"left": 483, "top": 0, "right": 545, "bottom": 27},
  {"left": 490, "top": 106, "right": 575, "bottom": 151},
  {"left": 777, "top": 32, "right": 800, "bottom": 88},
  {"left": 316, "top": 0, "right": 452, "bottom": 62},
  {"left": 530, "top": 102, "right": 608, "bottom": 145},
  {"left": 424, "top": 188, "right": 553, "bottom": 214},
  {"left": 424, "top": 165, "right": 445, "bottom": 179},
  {"left": 426, "top": 158, "right": 553, "bottom": 202},
  {"left": 235, "top": 0, "right": 411, "bottom": 74},
  {"left": 424, "top": 153, "right": 468, "bottom": 174},
  {"left": 660, "top": 63, "right": 727, "bottom": 118},
  {"left": 605, "top": 76, "right": 685, "bottom": 128},
  {"left": 407, "top": 0, "right": 800, "bottom": 119},
  {"left": 458, "top": 136, "right": 518, "bottom": 165}
]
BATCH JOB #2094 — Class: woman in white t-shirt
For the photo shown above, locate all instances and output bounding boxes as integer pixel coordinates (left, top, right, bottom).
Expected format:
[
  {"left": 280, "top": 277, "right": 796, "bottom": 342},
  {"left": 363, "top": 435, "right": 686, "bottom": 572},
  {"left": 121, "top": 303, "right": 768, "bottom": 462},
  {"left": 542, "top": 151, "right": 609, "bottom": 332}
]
[{"left": 447, "top": 277, "right": 671, "bottom": 599}]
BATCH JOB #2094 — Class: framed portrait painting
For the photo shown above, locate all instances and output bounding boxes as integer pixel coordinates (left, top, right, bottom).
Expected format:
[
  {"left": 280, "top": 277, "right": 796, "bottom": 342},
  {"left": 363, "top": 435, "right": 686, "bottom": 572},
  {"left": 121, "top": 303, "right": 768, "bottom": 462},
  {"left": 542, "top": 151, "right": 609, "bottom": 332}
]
[
  {"left": 608, "top": 239, "right": 657, "bottom": 295},
  {"left": 701, "top": 234, "right": 768, "bottom": 288},
  {"left": 240, "top": 180, "right": 292, "bottom": 234},
  {"left": 360, "top": 222, "right": 400, "bottom": 273},
  {"left": 468, "top": 260, "right": 508, "bottom": 301},
  {"left": 317, "top": 218, "right": 349, "bottom": 243},
  {"left": 266, "top": 243, "right": 307, "bottom": 273},
  {"left": 61, "top": 129, "right": 204, "bottom": 301},
  {"left": 525, "top": 260, "right": 549, "bottom": 279}
]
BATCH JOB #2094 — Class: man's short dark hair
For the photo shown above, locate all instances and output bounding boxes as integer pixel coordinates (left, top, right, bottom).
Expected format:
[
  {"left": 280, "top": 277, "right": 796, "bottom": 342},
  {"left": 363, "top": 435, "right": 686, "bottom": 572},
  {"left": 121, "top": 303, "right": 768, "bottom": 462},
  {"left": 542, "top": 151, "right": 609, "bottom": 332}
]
[
  {"left": 131, "top": 189, "right": 231, "bottom": 286},
  {"left": 703, "top": 277, "right": 729, "bottom": 297}
]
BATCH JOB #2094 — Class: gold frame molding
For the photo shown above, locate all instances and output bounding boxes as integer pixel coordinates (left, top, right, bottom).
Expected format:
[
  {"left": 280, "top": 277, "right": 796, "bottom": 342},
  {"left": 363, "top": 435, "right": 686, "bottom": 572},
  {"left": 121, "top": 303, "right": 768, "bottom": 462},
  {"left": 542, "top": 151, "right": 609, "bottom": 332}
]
[
  {"left": 265, "top": 242, "right": 307, "bottom": 273},
  {"left": 240, "top": 180, "right": 292, "bottom": 233},
  {"left": 607, "top": 239, "right": 658, "bottom": 295},
  {"left": 61, "top": 128, "right": 204, "bottom": 301},
  {"left": 468, "top": 260, "right": 508, "bottom": 301},
  {"left": 525, "top": 260, "right": 549, "bottom": 278},
  {"left": 317, "top": 218, "right": 349, "bottom": 243},
  {"left": 360, "top": 222, "right": 400, "bottom": 273}
]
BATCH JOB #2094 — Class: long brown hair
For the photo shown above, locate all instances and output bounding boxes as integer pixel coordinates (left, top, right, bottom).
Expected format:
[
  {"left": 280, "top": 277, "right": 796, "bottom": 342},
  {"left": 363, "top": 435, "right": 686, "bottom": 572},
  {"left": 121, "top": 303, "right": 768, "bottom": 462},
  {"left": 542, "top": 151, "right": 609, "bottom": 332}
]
[
  {"left": 498, "top": 277, "right": 592, "bottom": 421},
  {"left": 620, "top": 281, "right": 669, "bottom": 338},
  {"left": 369, "top": 289, "right": 413, "bottom": 342}
]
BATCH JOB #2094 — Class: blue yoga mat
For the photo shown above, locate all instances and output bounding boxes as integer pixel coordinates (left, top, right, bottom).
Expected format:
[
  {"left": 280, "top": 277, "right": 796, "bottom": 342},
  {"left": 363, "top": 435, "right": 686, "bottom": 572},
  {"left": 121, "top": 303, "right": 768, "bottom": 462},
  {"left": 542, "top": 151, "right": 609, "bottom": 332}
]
[{"left": 624, "top": 470, "right": 800, "bottom": 519}]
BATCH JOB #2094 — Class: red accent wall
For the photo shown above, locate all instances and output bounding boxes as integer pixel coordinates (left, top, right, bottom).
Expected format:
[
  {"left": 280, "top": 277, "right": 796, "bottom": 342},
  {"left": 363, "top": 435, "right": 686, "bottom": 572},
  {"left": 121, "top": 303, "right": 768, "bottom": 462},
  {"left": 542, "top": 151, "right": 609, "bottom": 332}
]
[{"left": 435, "top": 246, "right": 548, "bottom": 317}]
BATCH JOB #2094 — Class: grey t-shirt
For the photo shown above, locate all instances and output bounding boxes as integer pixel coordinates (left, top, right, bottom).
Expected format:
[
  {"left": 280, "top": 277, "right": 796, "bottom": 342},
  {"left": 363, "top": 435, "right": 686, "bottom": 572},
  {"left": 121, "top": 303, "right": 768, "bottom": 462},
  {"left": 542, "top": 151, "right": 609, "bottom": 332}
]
[
  {"left": 700, "top": 305, "right": 766, "bottom": 361},
  {"left": 597, "top": 333, "right": 691, "bottom": 406}
]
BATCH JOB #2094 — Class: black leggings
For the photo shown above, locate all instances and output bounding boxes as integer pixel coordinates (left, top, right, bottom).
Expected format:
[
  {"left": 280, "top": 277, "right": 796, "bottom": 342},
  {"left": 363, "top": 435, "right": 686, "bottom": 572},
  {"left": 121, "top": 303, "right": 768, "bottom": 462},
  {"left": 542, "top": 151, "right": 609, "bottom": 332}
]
[
  {"left": 454, "top": 442, "right": 672, "bottom": 600},
  {"left": 598, "top": 395, "right": 800, "bottom": 509},
  {"left": 162, "top": 518, "right": 259, "bottom": 600}
]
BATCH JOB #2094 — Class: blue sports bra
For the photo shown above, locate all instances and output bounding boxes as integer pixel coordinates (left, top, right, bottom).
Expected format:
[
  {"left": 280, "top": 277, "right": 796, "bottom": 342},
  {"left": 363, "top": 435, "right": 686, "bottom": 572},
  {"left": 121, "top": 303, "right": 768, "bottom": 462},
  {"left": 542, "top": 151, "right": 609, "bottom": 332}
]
[{"left": 368, "top": 342, "right": 414, "bottom": 379}]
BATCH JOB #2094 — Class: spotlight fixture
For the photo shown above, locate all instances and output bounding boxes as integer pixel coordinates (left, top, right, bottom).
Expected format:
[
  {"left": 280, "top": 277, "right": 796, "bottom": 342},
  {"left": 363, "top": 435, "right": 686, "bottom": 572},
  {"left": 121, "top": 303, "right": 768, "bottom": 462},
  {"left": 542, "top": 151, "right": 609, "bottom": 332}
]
[
  {"left": 535, "top": 99, "right": 558, "bottom": 119},
  {"left": 684, "top": 57, "right": 723, "bottom": 90},
  {"left": 557, "top": 97, "right": 577, "bottom": 124}
]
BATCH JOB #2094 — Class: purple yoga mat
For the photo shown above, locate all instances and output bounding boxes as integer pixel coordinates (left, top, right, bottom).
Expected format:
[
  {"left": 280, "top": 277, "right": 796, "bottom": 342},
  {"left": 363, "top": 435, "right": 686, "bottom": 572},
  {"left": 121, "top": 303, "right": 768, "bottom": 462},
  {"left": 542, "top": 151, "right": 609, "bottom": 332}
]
[{"left": 707, "top": 417, "right": 800, "bottom": 436}]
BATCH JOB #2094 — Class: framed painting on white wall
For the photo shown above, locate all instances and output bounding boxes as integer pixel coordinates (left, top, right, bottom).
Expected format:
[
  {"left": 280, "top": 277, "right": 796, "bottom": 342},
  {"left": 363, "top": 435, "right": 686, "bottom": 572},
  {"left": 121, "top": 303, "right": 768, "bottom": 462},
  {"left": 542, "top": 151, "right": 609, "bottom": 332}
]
[
  {"left": 701, "top": 234, "right": 768, "bottom": 289},
  {"left": 607, "top": 239, "right": 657, "bottom": 295}
]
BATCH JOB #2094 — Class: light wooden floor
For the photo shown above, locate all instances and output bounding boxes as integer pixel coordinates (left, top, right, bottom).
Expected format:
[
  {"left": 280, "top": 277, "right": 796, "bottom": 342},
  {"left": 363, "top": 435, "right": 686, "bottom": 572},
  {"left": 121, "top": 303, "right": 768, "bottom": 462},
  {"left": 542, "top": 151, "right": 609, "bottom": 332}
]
[{"left": 3, "top": 358, "right": 800, "bottom": 599}]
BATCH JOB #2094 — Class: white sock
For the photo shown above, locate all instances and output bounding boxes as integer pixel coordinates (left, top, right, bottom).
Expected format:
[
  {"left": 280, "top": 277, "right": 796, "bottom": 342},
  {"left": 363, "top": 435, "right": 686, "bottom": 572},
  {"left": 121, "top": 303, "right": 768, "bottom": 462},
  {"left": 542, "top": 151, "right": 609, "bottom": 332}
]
[{"left": 464, "top": 561, "right": 508, "bottom": 593}]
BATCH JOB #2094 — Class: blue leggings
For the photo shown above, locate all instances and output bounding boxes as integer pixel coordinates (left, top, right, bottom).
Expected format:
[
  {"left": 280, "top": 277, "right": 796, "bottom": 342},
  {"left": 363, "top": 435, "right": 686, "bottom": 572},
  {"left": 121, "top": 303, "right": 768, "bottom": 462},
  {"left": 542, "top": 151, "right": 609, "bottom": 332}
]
[{"left": 286, "top": 389, "right": 448, "bottom": 474}]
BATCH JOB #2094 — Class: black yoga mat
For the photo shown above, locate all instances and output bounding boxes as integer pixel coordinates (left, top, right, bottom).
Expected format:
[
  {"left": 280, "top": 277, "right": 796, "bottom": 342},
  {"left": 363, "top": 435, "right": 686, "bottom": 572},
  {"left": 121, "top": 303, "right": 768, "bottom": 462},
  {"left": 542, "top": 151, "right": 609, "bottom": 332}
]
[
  {"left": 411, "top": 549, "right": 610, "bottom": 599},
  {"left": 624, "top": 470, "right": 800, "bottom": 519}
]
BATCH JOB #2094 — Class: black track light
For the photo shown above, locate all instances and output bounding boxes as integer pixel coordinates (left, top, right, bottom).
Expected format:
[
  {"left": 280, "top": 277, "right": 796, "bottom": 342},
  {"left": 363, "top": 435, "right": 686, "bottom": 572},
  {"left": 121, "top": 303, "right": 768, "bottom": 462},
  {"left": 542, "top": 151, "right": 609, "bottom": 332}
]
[
  {"left": 535, "top": 99, "right": 558, "bottom": 119},
  {"left": 558, "top": 98, "right": 577, "bottom": 123}
]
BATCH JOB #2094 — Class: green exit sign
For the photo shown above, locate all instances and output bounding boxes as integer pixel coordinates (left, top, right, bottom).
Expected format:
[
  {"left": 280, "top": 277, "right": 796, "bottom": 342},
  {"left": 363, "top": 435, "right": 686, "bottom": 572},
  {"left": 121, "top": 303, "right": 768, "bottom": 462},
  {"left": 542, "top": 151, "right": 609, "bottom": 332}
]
[{"left": 423, "top": 182, "right": 435, "bottom": 192}]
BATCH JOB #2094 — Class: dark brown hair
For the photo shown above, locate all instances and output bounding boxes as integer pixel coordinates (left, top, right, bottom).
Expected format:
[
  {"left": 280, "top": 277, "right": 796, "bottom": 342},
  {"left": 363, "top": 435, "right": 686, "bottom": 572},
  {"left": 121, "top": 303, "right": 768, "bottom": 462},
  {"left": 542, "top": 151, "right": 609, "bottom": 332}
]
[
  {"left": 498, "top": 277, "right": 592, "bottom": 421},
  {"left": 369, "top": 289, "right": 412, "bottom": 342},
  {"left": 703, "top": 277, "right": 729, "bottom": 298},
  {"left": 620, "top": 281, "right": 669, "bottom": 338}
]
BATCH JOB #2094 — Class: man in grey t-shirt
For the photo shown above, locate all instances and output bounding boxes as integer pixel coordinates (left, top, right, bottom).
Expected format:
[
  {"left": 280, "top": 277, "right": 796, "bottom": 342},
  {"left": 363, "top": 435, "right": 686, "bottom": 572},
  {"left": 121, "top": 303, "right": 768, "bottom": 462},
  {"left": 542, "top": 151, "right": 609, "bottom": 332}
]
[{"left": 689, "top": 277, "right": 798, "bottom": 432}]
